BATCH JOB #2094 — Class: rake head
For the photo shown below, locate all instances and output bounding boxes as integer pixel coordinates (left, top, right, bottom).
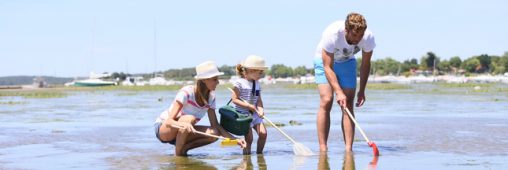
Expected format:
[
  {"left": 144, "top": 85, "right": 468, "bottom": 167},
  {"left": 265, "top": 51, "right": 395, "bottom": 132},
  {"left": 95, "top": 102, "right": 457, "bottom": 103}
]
[{"left": 368, "top": 141, "right": 380, "bottom": 156}]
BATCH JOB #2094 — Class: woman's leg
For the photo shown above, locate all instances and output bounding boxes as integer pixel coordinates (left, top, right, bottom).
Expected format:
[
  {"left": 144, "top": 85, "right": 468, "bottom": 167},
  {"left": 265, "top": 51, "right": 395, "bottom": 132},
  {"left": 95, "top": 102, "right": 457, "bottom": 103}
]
[
  {"left": 173, "top": 115, "right": 218, "bottom": 156},
  {"left": 178, "top": 125, "right": 219, "bottom": 155},
  {"left": 254, "top": 123, "right": 267, "bottom": 154}
]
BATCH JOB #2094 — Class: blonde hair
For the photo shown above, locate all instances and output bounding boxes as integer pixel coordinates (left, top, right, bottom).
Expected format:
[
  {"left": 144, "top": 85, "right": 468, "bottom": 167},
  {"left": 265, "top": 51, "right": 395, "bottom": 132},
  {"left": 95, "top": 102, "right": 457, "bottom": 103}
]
[
  {"left": 195, "top": 80, "right": 210, "bottom": 106},
  {"left": 345, "top": 12, "right": 367, "bottom": 33},
  {"left": 235, "top": 64, "right": 246, "bottom": 78}
]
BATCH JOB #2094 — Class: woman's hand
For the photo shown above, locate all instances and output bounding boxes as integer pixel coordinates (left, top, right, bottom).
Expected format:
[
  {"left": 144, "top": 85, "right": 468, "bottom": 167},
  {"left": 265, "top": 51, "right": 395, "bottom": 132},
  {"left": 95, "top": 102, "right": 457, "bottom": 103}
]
[
  {"left": 179, "top": 123, "right": 195, "bottom": 133},
  {"left": 236, "top": 139, "right": 247, "bottom": 148}
]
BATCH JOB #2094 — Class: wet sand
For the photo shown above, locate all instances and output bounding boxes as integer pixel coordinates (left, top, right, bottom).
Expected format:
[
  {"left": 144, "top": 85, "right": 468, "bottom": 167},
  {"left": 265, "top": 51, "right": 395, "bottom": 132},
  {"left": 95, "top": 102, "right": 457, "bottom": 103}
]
[{"left": 1, "top": 84, "right": 507, "bottom": 169}]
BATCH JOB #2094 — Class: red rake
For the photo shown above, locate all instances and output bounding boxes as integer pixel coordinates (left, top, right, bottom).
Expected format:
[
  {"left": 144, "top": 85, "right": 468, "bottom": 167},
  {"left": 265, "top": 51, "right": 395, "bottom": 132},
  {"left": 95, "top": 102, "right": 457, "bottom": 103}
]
[{"left": 343, "top": 107, "right": 380, "bottom": 156}]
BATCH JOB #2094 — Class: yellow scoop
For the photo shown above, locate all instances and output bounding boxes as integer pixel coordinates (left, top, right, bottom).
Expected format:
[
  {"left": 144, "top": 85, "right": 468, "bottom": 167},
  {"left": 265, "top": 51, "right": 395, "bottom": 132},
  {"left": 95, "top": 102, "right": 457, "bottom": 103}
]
[{"left": 220, "top": 138, "right": 239, "bottom": 146}]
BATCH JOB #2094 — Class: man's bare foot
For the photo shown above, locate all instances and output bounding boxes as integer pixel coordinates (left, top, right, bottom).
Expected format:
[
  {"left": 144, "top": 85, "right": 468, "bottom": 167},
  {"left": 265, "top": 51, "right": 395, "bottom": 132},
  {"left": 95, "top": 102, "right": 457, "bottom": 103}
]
[{"left": 319, "top": 145, "right": 328, "bottom": 152}]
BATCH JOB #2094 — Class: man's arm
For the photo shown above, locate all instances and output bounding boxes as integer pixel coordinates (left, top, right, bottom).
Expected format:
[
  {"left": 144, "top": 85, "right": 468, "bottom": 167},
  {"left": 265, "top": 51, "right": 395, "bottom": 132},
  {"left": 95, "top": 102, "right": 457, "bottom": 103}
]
[
  {"left": 322, "top": 49, "right": 347, "bottom": 107},
  {"left": 357, "top": 50, "right": 373, "bottom": 107}
]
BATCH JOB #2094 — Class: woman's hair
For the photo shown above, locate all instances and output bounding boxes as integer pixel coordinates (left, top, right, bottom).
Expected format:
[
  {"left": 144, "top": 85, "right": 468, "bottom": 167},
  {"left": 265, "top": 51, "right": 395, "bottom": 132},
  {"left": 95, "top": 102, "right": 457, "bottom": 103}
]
[
  {"left": 235, "top": 64, "right": 246, "bottom": 78},
  {"left": 345, "top": 12, "right": 367, "bottom": 33},
  {"left": 195, "top": 79, "right": 210, "bottom": 106}
]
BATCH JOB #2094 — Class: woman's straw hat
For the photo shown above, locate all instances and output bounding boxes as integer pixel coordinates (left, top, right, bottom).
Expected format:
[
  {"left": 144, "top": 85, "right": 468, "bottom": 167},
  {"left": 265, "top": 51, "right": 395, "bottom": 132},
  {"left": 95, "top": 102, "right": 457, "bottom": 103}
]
[
  {"left": 194, "top": 61, "right": 224, "bottom": 80},
  {"left": 242, "top": 55, "right": 268, "bottom": 70}
]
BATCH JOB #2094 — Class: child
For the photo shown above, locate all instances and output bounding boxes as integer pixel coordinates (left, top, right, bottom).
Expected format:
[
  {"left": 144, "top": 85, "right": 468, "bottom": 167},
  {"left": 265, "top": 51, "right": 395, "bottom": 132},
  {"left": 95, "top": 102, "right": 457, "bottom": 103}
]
[
  {"left": 230, "top": 55, "right": 268, "bottom": 155},
  {"left": 154, "top": 61, "right": 246, "bottom": 156}
]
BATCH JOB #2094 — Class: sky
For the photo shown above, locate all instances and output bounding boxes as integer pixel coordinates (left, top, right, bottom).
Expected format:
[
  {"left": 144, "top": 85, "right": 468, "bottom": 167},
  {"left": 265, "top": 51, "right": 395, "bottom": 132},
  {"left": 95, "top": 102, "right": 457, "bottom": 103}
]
[{"left": 1, "top": 0, "right": 507, "bottom": 77}]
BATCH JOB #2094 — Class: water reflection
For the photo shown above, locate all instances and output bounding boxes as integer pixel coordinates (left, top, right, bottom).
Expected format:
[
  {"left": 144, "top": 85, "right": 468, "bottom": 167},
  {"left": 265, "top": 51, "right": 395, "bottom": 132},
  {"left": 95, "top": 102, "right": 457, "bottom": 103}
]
[
  {"left": 232, "top": 154, "right": 267, "bottom": 170},
  {"left": 342, "top": 152, "right": 356, "bottom": 170},
  {"left": 161, "top": 156, "right": 217, "bottom": 170},
  {"left": 291, "top": 155, "right": 308, "bottom": 169},
  {"left": 318, "top": 153, "right": 330, "bottom": 169},
  {"left": 317, "top": 152, "right": 379, "bottom": 170},
  {"left": 367, "top": 156, "right": 379, "bottom": 170}
]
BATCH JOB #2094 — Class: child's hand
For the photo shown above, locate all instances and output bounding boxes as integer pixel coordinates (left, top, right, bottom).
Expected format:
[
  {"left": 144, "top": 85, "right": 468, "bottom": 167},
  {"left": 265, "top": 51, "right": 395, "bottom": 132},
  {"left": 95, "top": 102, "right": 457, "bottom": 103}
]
[
  {"left": 248, "top": 104, "right": 257, "bottom": 112},
  {"left": 257, "top": 107, "right": 264, "bottom": 118}
]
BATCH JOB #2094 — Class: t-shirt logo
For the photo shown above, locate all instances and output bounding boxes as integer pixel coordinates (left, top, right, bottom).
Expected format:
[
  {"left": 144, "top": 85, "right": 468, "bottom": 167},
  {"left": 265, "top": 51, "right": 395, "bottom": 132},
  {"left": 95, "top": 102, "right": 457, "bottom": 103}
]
[{"left": 334, "top": 46, "right": 360, "bottom": 62}]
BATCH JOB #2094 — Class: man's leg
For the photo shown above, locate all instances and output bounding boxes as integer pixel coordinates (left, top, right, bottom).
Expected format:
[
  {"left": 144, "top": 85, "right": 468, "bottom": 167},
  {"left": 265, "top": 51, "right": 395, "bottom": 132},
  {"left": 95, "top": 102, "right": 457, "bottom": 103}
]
[
  {"left": 341, "top": 88, "right": 356, "bottom": 152},
  {"left": 317, "top": 84, "right": 333, "bottom": 152},
  {"left": 334, "top": 59, "right": 358, "bottom": 152}
]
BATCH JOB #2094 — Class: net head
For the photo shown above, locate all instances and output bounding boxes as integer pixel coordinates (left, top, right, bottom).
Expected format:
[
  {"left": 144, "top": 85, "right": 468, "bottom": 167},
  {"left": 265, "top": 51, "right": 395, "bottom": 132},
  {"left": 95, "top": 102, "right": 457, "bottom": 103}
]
[
  {"left": 220, "top": 138, "right": 238, "bottom": 147},
  {"left": 293, "top": 143, "right": 313, "bottom": 156}
]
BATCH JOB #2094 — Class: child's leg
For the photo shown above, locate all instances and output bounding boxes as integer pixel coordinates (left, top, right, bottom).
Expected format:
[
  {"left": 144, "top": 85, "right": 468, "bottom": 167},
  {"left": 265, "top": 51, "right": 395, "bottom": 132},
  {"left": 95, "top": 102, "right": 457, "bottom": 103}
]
[
  {"left": 243, "top": 128, "right": 253, "bottom": 155},
  {"left": 254, "top": 123, "right": 267, "bottom": 154}
]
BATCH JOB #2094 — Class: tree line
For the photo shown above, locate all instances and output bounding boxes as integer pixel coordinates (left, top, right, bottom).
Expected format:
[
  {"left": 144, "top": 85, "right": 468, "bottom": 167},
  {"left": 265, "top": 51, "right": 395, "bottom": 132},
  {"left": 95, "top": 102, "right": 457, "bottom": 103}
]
[
  {"left": 130, "top": 51, "right": 508, "bottom": 80},
  {"left": 365, "top": 51, "right": 508, "bottom": 77}
]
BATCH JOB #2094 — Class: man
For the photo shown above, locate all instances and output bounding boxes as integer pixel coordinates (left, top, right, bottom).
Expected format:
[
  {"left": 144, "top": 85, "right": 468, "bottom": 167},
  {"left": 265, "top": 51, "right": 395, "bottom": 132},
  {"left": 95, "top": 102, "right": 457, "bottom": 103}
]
[{"left": 313, "top": 12, "right": 376, "bottom": 152}]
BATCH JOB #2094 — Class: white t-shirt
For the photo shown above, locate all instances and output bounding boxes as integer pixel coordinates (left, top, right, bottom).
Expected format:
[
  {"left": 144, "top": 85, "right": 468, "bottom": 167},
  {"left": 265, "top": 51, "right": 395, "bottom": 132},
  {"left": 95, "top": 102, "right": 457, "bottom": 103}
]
[
  {"left": 155, "top": 85, "right": 216, "bottom": 123},
  {"left": 314, "top": 20, "right": 376, "bottom": 62},
  {"left": 232, "top": 78, "right": 261, "bottom": 115}
]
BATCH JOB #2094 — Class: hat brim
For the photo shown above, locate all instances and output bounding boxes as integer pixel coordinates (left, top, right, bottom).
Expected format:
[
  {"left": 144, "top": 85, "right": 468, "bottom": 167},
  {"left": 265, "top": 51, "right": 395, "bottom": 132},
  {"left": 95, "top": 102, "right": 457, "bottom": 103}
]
[
  {"left": 194, "top": 72, "right": 224, "bottom": 80},
  {"left": 244, "top": 66, "right": 268, "bottom": 71}
]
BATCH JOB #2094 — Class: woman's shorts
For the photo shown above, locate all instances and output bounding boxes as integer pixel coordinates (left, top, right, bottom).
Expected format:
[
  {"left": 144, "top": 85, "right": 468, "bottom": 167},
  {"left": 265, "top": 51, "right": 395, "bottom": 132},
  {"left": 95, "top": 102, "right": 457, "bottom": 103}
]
[
  {"left": 313, "top": 57, "right": 357, "bottom": 89},
  {"left": 154, "top": 122, "right": 176, "bottom": 145}
]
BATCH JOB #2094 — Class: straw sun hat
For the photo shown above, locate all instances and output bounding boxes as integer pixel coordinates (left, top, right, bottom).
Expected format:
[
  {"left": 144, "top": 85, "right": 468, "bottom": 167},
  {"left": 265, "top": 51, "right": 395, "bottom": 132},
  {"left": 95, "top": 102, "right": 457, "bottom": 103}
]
[
  {"left": 242, "top": 55, "right": 268, "bottom": 70},
  {"left": 194, "top": 61, "right": 224, "bottom": 80}
]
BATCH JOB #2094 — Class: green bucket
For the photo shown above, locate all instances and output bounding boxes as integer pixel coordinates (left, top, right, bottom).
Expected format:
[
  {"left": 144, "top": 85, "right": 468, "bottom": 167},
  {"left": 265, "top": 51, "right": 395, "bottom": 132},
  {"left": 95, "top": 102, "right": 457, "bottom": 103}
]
[{"left": 219, "top": 100, "right": 252, "bottom": 136}]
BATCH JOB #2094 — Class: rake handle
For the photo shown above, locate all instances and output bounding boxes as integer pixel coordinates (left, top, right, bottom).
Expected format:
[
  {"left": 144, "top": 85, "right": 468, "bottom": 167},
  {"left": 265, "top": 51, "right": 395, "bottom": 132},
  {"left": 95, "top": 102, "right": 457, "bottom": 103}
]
[
  {"left": 227, "top": 88, "right": 298, "bottom": 144},
  {"left": 343, "top": 107, "right": 371, "bottom": 143},
  {"left": 170, "top": 124, "right": 227, "bottom": 140},
  {"left": 262, "top": 116, "right": 297, "bottom": 144}
]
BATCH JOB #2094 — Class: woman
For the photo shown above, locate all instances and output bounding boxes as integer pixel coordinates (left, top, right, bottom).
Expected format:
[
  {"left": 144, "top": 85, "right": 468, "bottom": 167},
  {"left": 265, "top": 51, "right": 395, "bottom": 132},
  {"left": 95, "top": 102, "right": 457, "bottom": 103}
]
[{"left": 154, "top": 61, "right": 246, "bottom": 156}]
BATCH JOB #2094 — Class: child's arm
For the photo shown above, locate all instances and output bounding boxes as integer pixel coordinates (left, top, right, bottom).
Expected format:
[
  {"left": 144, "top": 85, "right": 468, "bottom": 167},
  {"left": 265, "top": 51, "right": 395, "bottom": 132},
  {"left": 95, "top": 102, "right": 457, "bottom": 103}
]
[
  {"left": 231, "top": 87, "right": 257, "bottom": 112},
  {"left": 256, "top": 94, "right": 264, "bottom": 117}
]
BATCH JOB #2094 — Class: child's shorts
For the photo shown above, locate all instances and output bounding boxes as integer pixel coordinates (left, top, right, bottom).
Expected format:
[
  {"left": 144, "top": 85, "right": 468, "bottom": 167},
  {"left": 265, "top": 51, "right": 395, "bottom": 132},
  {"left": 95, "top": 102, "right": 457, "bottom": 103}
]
[{"left": 251, "top": 112, "right": 264, "bottom": 128}]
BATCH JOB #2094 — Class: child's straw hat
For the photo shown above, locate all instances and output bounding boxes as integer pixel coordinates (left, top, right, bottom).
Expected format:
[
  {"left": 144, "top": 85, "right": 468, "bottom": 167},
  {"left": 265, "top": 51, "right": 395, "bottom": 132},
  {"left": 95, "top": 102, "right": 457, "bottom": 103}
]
[{"left": 242, "top": 55, "right": 268, "bottom": 70}]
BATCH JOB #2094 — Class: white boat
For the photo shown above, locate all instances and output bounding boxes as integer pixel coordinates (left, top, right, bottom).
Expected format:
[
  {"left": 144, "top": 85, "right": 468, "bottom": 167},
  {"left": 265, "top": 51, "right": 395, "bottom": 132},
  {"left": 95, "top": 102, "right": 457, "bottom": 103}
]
[
  {"left": 73, "top": 78, "right": 116, "bottom": 87},
  {"left": 67, "top": 72, "right": 116, "bottom": 87}
]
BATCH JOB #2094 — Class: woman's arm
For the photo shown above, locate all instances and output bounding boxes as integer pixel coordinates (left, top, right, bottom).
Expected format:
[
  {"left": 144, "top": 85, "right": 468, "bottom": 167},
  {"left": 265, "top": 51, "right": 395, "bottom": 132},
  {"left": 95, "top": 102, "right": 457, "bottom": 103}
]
[
  {"left": 207, "top": 109, "right": 235, "bottom": 139},
  {"left": 207, "top": 109, "right": 247, "bottom": 148},
  {"left": 165, "top": 101, "right": 194, "bottom": 132}
]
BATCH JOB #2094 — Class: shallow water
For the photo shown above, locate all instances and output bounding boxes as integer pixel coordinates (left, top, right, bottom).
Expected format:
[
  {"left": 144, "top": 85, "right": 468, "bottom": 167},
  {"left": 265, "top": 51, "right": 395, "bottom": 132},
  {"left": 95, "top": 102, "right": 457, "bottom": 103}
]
[{"left": 1, "top": 84, "right": 507, "bottom": 169}]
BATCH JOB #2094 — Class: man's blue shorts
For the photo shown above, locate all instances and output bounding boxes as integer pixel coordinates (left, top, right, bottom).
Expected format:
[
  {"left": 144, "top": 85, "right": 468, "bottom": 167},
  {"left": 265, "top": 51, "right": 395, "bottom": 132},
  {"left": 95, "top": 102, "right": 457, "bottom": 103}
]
[{"left": 313, "top": 57, "right": 357, "bottom": 89}]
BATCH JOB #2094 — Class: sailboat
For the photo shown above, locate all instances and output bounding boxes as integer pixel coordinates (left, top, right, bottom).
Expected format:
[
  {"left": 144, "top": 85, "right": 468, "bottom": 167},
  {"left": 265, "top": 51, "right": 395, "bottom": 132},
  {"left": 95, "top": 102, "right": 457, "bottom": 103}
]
[{"left": 70, "top": 72, "right": 116, "bottom": 87}]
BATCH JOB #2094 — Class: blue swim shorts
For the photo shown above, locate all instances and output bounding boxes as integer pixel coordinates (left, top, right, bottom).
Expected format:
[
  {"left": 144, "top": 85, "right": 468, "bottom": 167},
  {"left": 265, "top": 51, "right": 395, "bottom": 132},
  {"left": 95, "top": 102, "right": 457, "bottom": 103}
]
[
  {"left": 154, "top": 122, "right": 176, "bottom": 145},
  {"left": 313, "top": 57, "right": 357, "bottom": 89}
]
